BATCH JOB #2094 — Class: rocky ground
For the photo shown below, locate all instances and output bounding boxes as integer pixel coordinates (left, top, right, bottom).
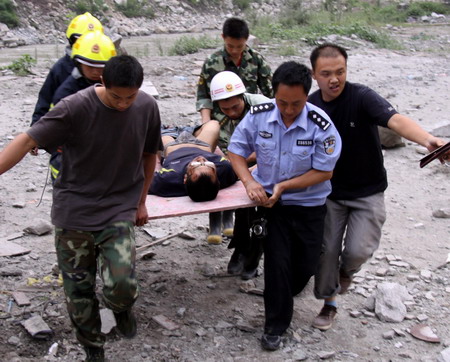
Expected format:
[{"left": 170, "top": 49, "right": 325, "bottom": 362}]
[{"left": 0, "top": 22, "right": 449, "bottom": 362}]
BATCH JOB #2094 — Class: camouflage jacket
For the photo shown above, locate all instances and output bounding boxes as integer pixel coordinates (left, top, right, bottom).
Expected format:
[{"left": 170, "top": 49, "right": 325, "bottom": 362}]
[
  {"left": 215, "top": 92, "right": 269, "bottom": 152},
  {"left": 196, "top": 46, "right": 273, "bottom": 112}
]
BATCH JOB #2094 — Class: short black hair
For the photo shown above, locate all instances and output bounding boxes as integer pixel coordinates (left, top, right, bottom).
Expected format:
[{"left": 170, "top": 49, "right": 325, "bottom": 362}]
[
  {"left": 185, "top": 173, "right": 220, "bottom": 202},
  {"left": 102, "top": 55, "right": 144, "bottom": 89},
  {"left": 222, "top": 17, "right": 249, "bottom": 39},
  {"left": 272, "top": 61, "right": 312, "bottom": 95},
  {"left": 310, "top": 43, "right": 348, "bottom": 71}
]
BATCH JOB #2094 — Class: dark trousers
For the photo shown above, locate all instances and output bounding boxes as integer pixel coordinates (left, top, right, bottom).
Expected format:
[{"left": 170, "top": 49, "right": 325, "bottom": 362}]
[
  {"left": 228, "top": 207, "right": 264, "bottom": 271},
  {"left": 263, "top": 203, "right": 326, "bottom": 336}
]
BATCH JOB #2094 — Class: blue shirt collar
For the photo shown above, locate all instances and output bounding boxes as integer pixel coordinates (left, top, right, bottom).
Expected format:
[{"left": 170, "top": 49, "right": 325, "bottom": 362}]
[{"left": 268, "top": 105, "right": 308, "bottom": 131}]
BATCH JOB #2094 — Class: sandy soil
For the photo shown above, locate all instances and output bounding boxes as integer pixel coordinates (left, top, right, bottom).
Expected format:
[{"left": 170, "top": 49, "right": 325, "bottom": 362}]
[{"left": 0, "top": 24, "right": 449, "bottom": 361}]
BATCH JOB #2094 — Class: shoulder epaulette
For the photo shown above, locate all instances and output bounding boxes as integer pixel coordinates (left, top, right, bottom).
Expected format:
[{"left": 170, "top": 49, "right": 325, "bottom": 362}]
[
  {"left": 308, "top": 110, "right": 331, "bottom": 131},
  {"left": 250, "top": 102, "right": 275, "bottom": 114}
]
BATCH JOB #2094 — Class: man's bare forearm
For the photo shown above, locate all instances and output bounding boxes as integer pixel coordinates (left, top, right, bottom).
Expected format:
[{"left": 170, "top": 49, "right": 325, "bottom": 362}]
[{"left": 0, "top": 133, "right": 37, "bottom": 175}]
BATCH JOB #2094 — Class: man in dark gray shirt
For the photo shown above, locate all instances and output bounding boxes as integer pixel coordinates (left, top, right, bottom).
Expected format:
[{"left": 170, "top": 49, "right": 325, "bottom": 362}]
[{"left": 0, "top": 55, "right": 161, "bottom": 362}]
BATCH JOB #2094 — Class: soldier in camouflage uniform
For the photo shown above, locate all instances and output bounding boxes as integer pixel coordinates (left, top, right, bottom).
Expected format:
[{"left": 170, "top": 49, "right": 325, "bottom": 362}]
[
  {"left": 0, "top": 55, "right": 162, "bottom": 362},
  {"left": 207, "top": 71, "right": 269, "bottom": 280},
  {"left": 196, "top": 17, "right": 273, "bottom": 125}
]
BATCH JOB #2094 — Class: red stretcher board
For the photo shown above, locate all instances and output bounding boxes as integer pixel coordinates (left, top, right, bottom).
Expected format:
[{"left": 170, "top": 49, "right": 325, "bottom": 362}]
[{"left": 146, "top": 181, "right": 256, "bottom": 220}]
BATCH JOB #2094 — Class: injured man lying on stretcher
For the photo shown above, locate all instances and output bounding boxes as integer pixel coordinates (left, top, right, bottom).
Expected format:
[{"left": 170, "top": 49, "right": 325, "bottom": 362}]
[{"left": 149, "top": 120, "right": 237, "bottom": 202}]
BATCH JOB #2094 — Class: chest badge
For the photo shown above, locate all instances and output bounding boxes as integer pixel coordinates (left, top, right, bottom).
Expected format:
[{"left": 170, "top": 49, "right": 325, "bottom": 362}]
[
  {"left": 259, "top": 131, "right": 272, "bottom": 138},
  {"left": 297, "top": 140, "right": 313, "bottom": 146}
]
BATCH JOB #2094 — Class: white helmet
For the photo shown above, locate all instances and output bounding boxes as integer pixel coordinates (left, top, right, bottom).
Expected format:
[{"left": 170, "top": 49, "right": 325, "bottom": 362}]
[{"left": 210, "top": 71, "right": 246, "bottom": 102}]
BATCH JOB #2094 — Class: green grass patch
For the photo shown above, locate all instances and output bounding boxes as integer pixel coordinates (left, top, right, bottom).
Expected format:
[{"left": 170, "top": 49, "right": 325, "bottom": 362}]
[
  {"left": 1, "top": 55, "right": 36, "bottom": 76},
  {"left": 71, "top": 0, "right": 107, "bottom": 18},
  {"left": 248, "top": 1, "right": 448, "bottom": 50},
  {"left": 233, "top": 0, "right": 253, "bottom": 10},
  {"left": 405, "top": 1, "right": 450, "bottom": 17},
  {"left": 410, "top": 32, "right": 436, "bottom": 41},
  {"left": 251, "top": 6, "right": 405, "bottom": 50},
  {"left": 276, "top": 44, "right": 298, "bottom": 56},
  {"left": 168, "top": 35, "right": 220, "bottom": 56},
  {"left": 116, "top": 0, "right": 154, "bottom": 19},
  {"left": 0, "top": 0, "right": 19, "bottom": 28},
  {"left": 361, "top": 1, "right": 450, "bottom": 23}
]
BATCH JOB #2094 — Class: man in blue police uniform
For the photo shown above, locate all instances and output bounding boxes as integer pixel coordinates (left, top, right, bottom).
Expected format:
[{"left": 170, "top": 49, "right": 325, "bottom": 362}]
[{"left": 228, "top": 61, "right": 342, "bottom": 351}]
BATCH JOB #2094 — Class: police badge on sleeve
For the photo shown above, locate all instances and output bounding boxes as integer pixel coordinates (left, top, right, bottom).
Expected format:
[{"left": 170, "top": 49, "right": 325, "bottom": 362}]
[{"left": 323, "top": 136, "right": 336, "bottom": 155}]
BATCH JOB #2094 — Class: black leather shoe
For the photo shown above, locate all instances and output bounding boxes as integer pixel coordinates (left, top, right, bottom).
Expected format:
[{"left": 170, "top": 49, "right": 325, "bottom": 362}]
[
  {"left": 227, "top": 249, "right": 244, "bottom": 274},
  {"left": 261, "top": 334, "right": 281, "bottom": 351},
  {"left": 84, "top": 346, "right": 105, "bottom": 362},
  {"left": 114, "top": 309, "right": 137, "bottom": 338},
  {"left": 241, "top": 266, "right": 258, "bottom": 280}
]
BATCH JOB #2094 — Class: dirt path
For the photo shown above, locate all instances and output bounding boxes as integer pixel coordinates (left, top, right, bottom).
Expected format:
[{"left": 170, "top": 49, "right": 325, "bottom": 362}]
[{"left": 0, "top": 24, "right": 449, "bottom": 361}]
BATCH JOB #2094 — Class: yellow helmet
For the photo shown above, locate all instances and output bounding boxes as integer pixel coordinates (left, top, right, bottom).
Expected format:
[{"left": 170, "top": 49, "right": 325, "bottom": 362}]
[
  {"left": 71, "top": 31, "right": 116, "bottom": 67},
  {"left": 66, "top": 12, "right": 103, "bottom": 45}
]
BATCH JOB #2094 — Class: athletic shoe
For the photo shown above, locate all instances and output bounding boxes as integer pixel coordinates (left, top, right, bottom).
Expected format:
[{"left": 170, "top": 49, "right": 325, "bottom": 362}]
[
  {"left": 261, "top": 334, "right": 281, "bottom": 351},
  {"left": 312, "top": 304, "right": 337, "bottom": 331}
]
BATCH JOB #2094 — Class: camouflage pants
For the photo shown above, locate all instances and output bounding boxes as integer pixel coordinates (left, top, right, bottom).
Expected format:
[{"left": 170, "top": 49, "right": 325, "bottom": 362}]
[{"left": 55, "top": 221, "right": 139, "bottom": 348}]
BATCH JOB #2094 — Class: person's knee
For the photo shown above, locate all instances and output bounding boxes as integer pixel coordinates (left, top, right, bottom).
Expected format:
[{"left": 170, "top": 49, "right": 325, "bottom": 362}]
[
  {"left": 348, "top": 240, "right": 379, "bottom": 262},
  {"left": 203, "top": 119, "right": 220, "bottom": 130},
  {"left": 104, "top": 277, "right": 139, "bottom": 310},
  {"left": 341, "top": 248, "right": 376, "bottom": 276},
  {"left": 194, "top": 119, "right": 219, "bottom": 135}
]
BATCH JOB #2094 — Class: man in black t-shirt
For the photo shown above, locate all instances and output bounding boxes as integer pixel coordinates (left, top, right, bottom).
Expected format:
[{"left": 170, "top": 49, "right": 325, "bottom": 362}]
[
  {"left": 308, "top": 43, "right": 448, "bottom": 332},
  {"left": 149, "top": 120, "right": 237, "bottom": 202}
]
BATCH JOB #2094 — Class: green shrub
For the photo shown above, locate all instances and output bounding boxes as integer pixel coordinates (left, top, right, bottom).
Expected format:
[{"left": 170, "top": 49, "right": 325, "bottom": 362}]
[
  {"left": 168, "top": 35, "right": 220, "bottom": 56},
  {"left": 252, "top": 21, "right": 304, "bottom": 42},
  {"left": 303, "top": 22, "right": 402, "bottom": 49},
  {"left": 252, "top": 17, "right": 401, "bottom": 50},
  {"left": 406, "top": 1, "right": 450, "bottom": 17},
  {"left": 233, "top": 0, "right": 252, "bottom": 10},
  {"left": 187, "top": 0, "right": 221, "bottom": 6},
  {"left": 251, "top": 1, "right": 447, "bottom": 50},
  {"left": 279, "top": 0, "right": 310, "bottom": 26},
  {"left": 360, "top": 1, "right": 450, "bottom": 23},
  {"left": 1, "top": 55, "right": 36, "bottom": 76},
  {"left": 116, "top": 0, "right": 155, "bottom": 19},
  {"left": 277, "top": 44, "right": 298, "bottom": 56},
  {"left": 0, "top": 0, "right": 19, "bottom": 28},
  {"left": 71, "top": 0, "right": 105, "bottom": 18},
  {"left": 368, "top": 4, "right": 408, "bottom": 23}
]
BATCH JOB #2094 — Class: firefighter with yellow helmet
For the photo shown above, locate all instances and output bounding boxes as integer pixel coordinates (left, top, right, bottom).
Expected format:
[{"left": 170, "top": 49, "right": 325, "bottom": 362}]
[
  {"left": 66, "top": 12, "right": 103, "bottom": 46},
  {"left": 66, "top": 30, "right": 117, "bottom": 87},
  {"left": 31, "top": 12, "right": 103, "bottom": 127},
  {"left": 45, "top": 31, "right": 116, "bottom": 182}
]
